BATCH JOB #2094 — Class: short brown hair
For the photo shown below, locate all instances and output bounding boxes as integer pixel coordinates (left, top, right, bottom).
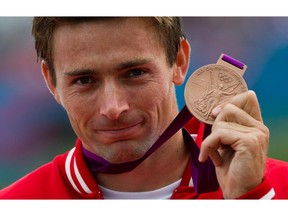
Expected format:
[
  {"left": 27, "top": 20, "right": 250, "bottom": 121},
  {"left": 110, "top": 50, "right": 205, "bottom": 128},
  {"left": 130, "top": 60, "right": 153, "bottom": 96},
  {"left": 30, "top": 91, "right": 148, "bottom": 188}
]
[{"left": 32, "top": 17, "right": 185, "bottom": 86}]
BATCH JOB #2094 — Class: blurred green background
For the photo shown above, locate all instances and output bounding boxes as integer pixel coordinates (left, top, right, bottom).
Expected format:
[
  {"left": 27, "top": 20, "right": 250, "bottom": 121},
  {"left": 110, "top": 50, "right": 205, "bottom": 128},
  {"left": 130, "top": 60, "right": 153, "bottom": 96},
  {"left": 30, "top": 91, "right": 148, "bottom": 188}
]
[{"left": 1, "top": 17, "right": 288, "bottom": 189}]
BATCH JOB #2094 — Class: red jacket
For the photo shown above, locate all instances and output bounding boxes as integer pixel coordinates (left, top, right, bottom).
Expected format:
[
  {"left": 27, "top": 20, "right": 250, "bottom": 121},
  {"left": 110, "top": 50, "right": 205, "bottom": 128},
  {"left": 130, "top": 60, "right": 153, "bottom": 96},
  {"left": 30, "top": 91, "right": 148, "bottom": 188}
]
[{"left": 1, "top": 119, "right": 288, "bottom": 199}]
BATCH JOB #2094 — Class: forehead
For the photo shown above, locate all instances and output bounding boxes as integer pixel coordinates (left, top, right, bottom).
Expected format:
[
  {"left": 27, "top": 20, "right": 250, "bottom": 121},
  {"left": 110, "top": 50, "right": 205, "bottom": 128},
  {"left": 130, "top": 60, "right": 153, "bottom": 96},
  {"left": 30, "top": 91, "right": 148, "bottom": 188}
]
[
  {"left": 52, "top": 18, "right": 158, "bottom": 45},
  {"left": 52, "top": 18, "right": 161, "bottom": 51},
  {"left": 52, "top": 18, "right": 165, "bottom": 72}
]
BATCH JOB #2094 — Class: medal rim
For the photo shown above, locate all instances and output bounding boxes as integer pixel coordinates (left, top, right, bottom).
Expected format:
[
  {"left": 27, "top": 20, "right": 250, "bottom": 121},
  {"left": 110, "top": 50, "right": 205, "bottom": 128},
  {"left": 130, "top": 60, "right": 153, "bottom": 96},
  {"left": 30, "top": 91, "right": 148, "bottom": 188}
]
[{"left": 184, "top": 64, "right": 248, "bottom": 124}]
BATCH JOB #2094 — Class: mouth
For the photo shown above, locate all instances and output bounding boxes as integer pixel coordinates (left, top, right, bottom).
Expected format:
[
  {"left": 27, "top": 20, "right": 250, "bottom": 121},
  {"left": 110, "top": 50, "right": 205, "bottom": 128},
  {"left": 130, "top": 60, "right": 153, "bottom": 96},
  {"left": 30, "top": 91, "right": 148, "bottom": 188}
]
[{"left": 95, "top": 122, "right": 143, "bottom": 143}]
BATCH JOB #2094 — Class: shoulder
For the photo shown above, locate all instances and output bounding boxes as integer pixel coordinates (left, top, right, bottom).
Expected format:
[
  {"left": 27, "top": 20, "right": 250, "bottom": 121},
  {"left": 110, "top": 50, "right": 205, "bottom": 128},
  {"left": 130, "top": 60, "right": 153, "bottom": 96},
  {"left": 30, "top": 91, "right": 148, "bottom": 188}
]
[
  {"left": 265, "top": 157, "right": 288, "bottom": 179},
  {"left": 266, "top": 157, "right": 288, "bottom": 172},
  {"left": 265, "top": 157, "right": 288, "bottom": 199},
  {"left": 0, "top": 161, "right": 54, "bottom": 198},
  {"left": 0, "top": 152, "right": 69, "bottom": 199}
]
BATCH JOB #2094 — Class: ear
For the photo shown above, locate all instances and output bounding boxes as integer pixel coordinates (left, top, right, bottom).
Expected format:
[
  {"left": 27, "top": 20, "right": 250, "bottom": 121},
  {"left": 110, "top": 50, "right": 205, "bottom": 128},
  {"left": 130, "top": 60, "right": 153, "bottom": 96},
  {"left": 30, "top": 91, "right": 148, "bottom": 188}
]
[
  {"left": 41, "top": 61, "right": 62, "bottom": 104},
  {"left": 173, "top": 38, "right": 191, "bottom": 86}
]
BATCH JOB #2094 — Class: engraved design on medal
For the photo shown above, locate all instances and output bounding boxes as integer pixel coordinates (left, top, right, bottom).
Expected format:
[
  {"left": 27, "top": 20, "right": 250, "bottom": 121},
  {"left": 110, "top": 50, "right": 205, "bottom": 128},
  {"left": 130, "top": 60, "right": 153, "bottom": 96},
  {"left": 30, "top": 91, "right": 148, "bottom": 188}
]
[{"left": 184, "top": 64, "right": 248, "bottom": 124}]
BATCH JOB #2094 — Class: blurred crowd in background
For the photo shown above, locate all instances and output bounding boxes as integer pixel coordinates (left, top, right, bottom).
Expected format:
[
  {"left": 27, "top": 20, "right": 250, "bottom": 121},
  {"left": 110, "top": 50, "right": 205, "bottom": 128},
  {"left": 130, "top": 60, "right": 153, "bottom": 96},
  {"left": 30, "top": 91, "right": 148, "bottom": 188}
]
[{"left": 1, "top": 17, "right": 288, "bottom": 189}]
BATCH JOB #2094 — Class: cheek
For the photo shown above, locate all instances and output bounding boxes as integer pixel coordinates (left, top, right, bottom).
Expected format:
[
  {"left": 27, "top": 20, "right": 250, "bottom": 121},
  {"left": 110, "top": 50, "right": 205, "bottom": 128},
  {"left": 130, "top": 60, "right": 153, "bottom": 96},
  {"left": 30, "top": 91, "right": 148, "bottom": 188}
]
[
  {"left": 59, "top": 87, "right": 96, "bottom": 117},
  {"left": 137, "top": 84, "right": 164, "bottom": 104},
  {"left": 136, "top": 80, "right": 174, "bottom": 113},
  {"left": 65, "top": 106, "right": 97, "bottom": 140},
  {"left": 62, "top": 96, "right": 96, "bottom": 132}
]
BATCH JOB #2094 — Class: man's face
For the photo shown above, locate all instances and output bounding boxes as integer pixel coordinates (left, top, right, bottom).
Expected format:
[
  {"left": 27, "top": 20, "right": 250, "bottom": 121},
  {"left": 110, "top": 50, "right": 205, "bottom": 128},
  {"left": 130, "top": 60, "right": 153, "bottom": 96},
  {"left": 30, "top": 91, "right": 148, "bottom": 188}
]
[{"left": 46, "top": 18, "right": 186, "bottom": 163}]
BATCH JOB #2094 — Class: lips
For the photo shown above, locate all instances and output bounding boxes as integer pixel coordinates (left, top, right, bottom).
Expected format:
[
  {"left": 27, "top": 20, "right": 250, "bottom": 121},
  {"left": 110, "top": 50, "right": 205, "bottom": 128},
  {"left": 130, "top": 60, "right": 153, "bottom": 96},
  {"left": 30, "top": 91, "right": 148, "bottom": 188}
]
[{"left": 95, "top": 122, "right": 143, "bottom": 143}]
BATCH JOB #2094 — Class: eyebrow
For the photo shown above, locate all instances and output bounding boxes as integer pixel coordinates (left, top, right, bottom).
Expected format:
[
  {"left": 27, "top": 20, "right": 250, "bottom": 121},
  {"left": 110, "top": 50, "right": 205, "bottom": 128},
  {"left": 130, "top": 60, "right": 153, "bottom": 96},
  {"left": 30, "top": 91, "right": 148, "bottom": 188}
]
[
  {"left": 63, "top": 58, "right": 152, "bottom": 77},
  {"left": 63, "top": 69, "right": 97, "bottom": 77},
  {"left": 116, "top": 59, "right": 151, "bottom": 71}
]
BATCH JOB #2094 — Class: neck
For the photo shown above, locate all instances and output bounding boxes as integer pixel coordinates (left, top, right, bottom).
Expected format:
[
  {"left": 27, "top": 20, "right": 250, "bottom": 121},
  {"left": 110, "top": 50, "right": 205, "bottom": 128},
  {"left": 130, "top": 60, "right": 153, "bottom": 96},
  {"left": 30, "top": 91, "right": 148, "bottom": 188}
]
[{"left": 94, "top": 130, "right": 190, "bottom": 192}]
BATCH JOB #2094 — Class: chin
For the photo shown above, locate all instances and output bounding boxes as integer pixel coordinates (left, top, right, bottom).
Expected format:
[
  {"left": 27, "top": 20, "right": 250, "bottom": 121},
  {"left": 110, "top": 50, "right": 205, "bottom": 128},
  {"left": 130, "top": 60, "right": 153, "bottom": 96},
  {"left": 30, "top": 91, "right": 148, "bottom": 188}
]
[{"left": 106, "top": 141, "right": 150, "bottom": 164}]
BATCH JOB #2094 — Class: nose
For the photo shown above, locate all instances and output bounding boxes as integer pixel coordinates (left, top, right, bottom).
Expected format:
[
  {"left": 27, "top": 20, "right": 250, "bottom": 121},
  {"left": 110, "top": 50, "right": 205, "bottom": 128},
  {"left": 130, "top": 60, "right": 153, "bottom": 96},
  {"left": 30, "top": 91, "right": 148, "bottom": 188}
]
[{"left": 99, "top": 84, "right": 129, "bottom": 120}]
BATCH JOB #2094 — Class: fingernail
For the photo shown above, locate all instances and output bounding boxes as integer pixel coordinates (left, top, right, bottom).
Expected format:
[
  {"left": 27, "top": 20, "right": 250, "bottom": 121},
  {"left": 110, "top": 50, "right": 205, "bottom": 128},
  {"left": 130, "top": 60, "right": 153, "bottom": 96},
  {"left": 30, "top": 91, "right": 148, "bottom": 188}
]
[{"left": 212, "top": 106, "right": 222, "bottom": 116}]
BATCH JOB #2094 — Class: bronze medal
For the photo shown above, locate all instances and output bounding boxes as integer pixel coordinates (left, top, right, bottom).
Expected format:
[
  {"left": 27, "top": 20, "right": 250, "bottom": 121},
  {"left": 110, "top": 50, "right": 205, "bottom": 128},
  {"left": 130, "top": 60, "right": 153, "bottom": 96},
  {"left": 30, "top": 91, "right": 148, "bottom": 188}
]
[{"left": 184, "top": 64, "right": 248, "bottom": 124}]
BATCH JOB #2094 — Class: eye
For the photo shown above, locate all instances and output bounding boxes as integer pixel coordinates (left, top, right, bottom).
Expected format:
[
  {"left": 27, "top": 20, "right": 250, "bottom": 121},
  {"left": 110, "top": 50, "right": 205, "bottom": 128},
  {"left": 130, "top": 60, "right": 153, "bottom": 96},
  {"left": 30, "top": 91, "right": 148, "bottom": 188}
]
[
  {"left": 127, "top": 69, "right": 146, "bottom": 78},
  {"left": 75, "top": 76, "right": 94, "bottom": 85}
]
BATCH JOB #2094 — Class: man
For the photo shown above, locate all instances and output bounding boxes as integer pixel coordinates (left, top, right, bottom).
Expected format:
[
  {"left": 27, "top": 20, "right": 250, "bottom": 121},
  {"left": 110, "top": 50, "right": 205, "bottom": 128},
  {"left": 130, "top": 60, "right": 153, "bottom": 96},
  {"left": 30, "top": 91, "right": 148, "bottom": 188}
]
[{"left": 1, "top": 17, "right": 288, "bottom": 199}]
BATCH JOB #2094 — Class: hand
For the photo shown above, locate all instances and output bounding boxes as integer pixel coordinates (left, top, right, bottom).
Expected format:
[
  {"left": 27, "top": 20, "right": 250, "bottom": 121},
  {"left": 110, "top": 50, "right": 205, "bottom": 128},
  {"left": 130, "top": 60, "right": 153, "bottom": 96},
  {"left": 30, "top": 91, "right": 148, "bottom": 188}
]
[{"left": 198, "top": 90, "right": 269, "bottom": 198}]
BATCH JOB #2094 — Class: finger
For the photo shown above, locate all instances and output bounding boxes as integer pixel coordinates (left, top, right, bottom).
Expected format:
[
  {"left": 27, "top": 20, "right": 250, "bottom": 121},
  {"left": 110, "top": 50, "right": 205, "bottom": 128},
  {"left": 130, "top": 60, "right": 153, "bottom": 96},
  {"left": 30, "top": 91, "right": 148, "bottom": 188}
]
[
  {"left": 198, "top": 129, "right": 241, "bottom": 166},
  {"left": 198, "top": 131, "right": 227, "bottom": 167},
  {"left": 212, "top": 103, "right": 260, "bottom": 128},
  {"left": 198, "top": 131, "right": 225, "bottom": 165},
  {"left": 212, "top": 101, "right": 269, "bottom": 140},
  {"left": 207, "top": 147, "right": 223, "bottom": 167},
  {"left": 212, "top": 90, "right": 263, "bottom": 122},
  {"left": 199, "top": 124, "right": 252, "bottom": 163}
]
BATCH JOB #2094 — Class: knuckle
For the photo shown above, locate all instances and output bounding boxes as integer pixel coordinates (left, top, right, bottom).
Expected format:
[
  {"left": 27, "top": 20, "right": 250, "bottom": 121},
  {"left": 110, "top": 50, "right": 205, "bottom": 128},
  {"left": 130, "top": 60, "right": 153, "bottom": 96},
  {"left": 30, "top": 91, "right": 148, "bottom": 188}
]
[
  {"left": 256, "top": 123, "right": 270, "bottom": 144},
  {"left": 222, "top": 103, "right": 236, "bottom": 113},
  {"left": 221, "top": 103, "right": 238, "bottom": 119},
  {"left": 246, "top": 129, "right": 268, "bottom": 152},
  {"left": 211, "top": 120, "right": 227, "bottom": 133},
  {"left": 245, "top": 134, "right": 259, "bottom": 145}
]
